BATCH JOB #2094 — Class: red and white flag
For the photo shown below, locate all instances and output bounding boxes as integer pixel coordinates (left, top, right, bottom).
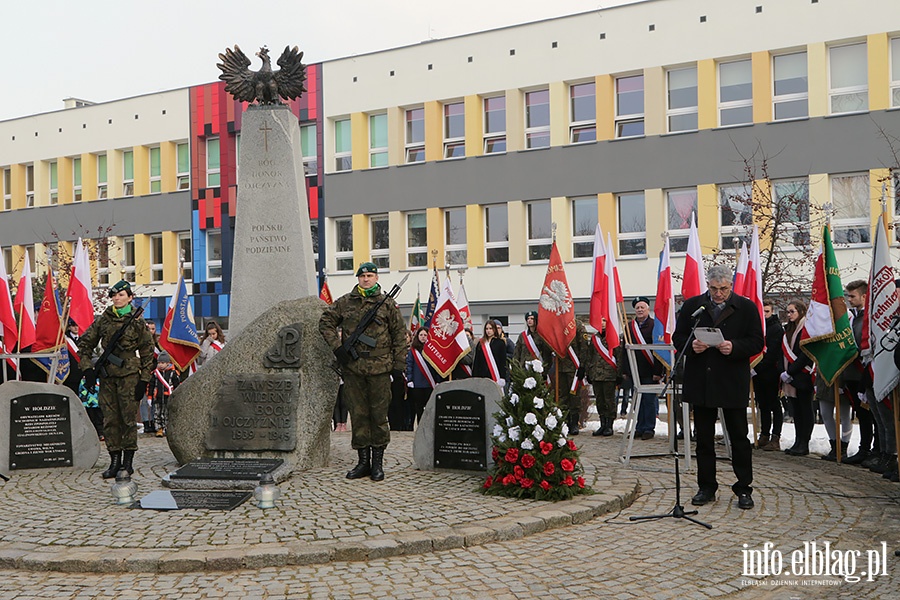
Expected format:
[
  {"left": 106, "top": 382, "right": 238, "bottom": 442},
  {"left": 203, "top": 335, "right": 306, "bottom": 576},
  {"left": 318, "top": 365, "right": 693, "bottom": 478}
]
[
  {"left": 653, "top": 239, "right": 675, "bottom": 345},
  {"left": 608, "top": 235, "right": 623, "bottom": 303},
  {"left": 536, "top": 241, "right": 576, "bottom": 358},
  {"left": 0, "top": 245, "right": 19, "bottom": 357},
  {"left": 66, "top": 238, "right": 94, "bottom": 334},
  {"left": 868, "top": 216, "right": 900, "bottom": 401},
  {"left": 457, "top": 281, "right": 472, "bottom": 330},
  {"left": 740, "top": 226, "right": 765, "bottom": 365},
  {"left": 423, "top": 279, "right": 470, "bottom": 378},
  {"left": 732, "top": 241, "right": 749, "bottom": 297},
  {"left": 682, "top": 212, "right": 707, "bottom": 299},
  {"left": 602, "top": 232, "right": 621, "bottom": 355},
  {"left": 13, "top": 251, "right": 36, "bottom": 349},
  {"left": 589, "top": 224, "right": 607, "bottom": 332}
]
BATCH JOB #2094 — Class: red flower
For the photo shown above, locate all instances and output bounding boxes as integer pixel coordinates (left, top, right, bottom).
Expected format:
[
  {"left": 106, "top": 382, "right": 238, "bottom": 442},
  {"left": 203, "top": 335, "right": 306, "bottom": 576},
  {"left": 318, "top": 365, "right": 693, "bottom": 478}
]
[
  {"left": 543, "top": 462, "right": 555, "bottom": 476},
  {"left": 504, "top": 448, "right": 519, "bottom": 463},
  {"left": 567, "top": 440, "right": 577, "bottom": 451},
  {"left": 514, "top": 465, "right": 525, "bottom": 480},
  {"left": 520, "top": 478, "right": 534, "bottom": 489},
  {"left": 540, "top": 480, "right": 551, "bottom": 491},
  {"left": 576, "top": 476, "right": 585, "bottom": 488},
  {"left": 540, "top": 441, "right": 553, "bottom": 456},
  {"left": 502, "top": 474, "right": 516, "bottom": 486},
  {"left": 521, "top": 453, "right": 536, "bottom": 469},
  {"left": 562, "top": 476, "right": 574, "bottom": 487},
  {"left": 560, "top": 458, "right": 574, "bottom": 472},
  {"left": 483, "top": 476, "right": 493, "bottom": 489},
  {"left": 492, "top": 446, "right": 500, "bottom": 462}
]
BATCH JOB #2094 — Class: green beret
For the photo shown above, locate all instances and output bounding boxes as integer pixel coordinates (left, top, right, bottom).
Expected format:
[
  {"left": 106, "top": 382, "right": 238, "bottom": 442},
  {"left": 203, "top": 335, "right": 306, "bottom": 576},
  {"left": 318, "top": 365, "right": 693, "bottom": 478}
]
[
  {"left": 356, "top": 262, "right": 378, "bottom": 276},
  {"left": 108, "top": 279, "right": 133, "bottom": 297}
]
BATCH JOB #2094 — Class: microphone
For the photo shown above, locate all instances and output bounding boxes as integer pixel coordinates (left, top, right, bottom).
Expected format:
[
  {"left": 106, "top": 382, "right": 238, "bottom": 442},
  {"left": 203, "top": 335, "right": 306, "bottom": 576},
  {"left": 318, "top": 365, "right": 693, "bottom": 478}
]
[{"left": 690, "top": 305, "right": 706, "bottom": 319}]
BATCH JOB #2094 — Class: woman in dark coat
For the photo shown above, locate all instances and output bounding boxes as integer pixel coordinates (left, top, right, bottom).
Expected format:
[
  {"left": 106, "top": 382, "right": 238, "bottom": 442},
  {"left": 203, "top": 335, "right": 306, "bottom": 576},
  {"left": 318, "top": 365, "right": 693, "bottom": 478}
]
[
  {"left": 405, "top": 327, "right": 443, "bottom": 428},
  {"left": 472, "top": 320, "right": 508, "bottom": 387},
  {"left": 781, "top": 300, "right": 815, "bottom": 456}
]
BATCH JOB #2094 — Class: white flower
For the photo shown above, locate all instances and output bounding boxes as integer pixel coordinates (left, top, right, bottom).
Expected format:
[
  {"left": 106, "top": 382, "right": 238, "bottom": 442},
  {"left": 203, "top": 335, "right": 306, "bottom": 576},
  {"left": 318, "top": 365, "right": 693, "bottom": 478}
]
[
  {"left": 509, "top": 393, "right": 519, "bottom": 406},
  {"left": 561, "top": 423, "right": 569, "bottom": 436},
  {"left": 498, "top": 434, "right": 507, "bottom": 443},
  {"left": 524, "top": 377, "right": 537, "bottom": 389},
  {"left": 492, "top": 424, "right": 503, "bottom": 438},
  {"left": 555, "top": 407, "right": 563, "bottom": 418},
  {"left": 533, "top": 396, "right": 544, "bottom": 409},
  {"left": 520, "top": 439, "right": 534, "bottom": 450},
  {"left": 557, "top": 436, "right": 567, "bottom": 447},
  {"left": 508, "top": 426, "right": 521, "bottom": 441},
  {"left": 545, "top": 414, "right": 558, "bottom": 430},
  {"left": 506, "top": 416, "right": 514, "bottom": 427},
  {"left": 531, "top": 360, "right": 544, "bottom": 374},
  {"left": 532, "top": 425, "right": 545, "bottom": 441},
  {"left": 524, "top": 412, "right": 538, "bottom": 426}
]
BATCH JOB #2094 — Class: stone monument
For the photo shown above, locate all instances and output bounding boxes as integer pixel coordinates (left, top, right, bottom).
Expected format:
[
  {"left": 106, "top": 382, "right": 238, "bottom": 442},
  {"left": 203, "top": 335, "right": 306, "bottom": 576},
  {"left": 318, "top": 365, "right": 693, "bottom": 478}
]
[{"left": 0, "top": 380, "right": 101, "bottom": 475}]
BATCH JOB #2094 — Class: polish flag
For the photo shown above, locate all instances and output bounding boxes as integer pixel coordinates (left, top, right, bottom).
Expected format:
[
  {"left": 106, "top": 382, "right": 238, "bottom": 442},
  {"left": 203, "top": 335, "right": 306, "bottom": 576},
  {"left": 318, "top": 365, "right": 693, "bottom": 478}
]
[
  {"left": 603, "top": 232, "right": 621, "bottom": 353},
  {"left": 457, "top": 281, "right": 473, "bottom": 330},
  {"left": 589, "top": 224, "right": 607, "bottom": 332},
  {"left": 13, "top": 251, "right": 36, "bottom": 349},
  {"left": 682, "top": 212, "right": 707, "bottom": 299},
  {"left": 423, "top": 278, "right": 469, "bottom": 377},
  {"left": 0, "top": 245, "right": 19, "bottom": 354},
  {"left": 66, "top": 238, "right": 95, "bottom": 334},
  {"left": 732, "top": 241, "right": 749, "bottom": 296},
  {"left": 741, "top": 226, "right": 765, "bottom": 365}
]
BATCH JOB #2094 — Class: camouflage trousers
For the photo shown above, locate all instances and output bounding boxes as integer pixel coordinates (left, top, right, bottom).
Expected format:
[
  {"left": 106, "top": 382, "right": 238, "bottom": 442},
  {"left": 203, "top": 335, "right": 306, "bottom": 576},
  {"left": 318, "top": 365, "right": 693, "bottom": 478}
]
[
  {"left": 342, "top": 371, "right": 391, "bottom": 449},
  {"left": 593, "top": 380, "right": 618, "bottom": 419},
  {"left": 99, "top": 374, "right": 140, "bottom": 452}
]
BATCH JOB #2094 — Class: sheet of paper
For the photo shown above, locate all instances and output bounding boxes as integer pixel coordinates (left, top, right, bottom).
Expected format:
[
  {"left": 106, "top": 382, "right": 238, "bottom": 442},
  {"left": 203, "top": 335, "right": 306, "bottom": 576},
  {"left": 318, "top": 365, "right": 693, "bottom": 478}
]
[{"left": 694, "top": 327, "right": 725, "bottom": 346}]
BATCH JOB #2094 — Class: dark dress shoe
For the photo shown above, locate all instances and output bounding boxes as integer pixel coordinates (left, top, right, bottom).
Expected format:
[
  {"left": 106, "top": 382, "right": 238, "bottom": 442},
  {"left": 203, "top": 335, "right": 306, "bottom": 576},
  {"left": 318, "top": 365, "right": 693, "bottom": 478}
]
[
  {"left": 641, "top": 431, "right": 655, "bottom": 440},
  {"left": 691, "top": 489, "right": 716, "bottom": 506},
  {"left": 737, "top": 493, "right": 754, "bottom": 510}
]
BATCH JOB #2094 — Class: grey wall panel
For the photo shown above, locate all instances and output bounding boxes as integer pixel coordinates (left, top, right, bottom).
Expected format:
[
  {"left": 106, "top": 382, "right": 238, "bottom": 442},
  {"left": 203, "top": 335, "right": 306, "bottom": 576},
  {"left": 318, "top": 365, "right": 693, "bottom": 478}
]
[
  {"left": 0, "top": 191, "right": 192, "bottom": 246},
  {"left": 325, "top": 110, "right": 900, "bottom": 217}
]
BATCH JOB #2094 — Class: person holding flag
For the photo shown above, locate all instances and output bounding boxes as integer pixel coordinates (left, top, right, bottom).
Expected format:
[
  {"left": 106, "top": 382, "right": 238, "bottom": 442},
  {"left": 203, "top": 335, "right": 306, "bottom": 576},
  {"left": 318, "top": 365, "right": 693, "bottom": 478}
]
[
  {"left": 513, "top": 311, "right": 549, "bottom": 369},
  {"left": 77, "top": 280, "right": 155, "bottom": 479},
  {"left": 673, "top": 265, "right": 764, "bottom": 510}
]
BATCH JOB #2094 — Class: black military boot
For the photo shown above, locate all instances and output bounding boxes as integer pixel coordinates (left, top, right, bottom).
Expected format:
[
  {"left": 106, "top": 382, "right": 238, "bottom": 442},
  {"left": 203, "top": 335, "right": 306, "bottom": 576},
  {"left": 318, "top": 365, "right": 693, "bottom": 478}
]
[
  {"left": 599, "top": 417, "right": 614, "bottom": 436},
  {"left": 122, "top": 450, "right": 136, "bottom": 475},
  {"left": 370, "top": 446, "right": 386, "bottom": 481},
  {"left": 102, "top": 451, "right": 122, "bottom": 479},
  {"left": 346, "top": 447, "right": 371, "bottom": 479},
  {"left": 568, "top": 413, "right": 580, "bottom": 436},
  {"left": 837, "top": 441, "right": 849, "bottom": 463},
  {"left": 822, "top": 440, "right": 837, "bottom": 461}
]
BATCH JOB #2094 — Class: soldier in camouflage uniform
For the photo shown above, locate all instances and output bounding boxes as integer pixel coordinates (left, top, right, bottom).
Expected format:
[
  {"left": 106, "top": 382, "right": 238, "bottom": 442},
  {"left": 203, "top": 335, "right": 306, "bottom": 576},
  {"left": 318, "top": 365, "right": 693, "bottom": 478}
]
[
  {"left": 77, "top": 280, "right": 155, "bottom": 479},
  {"left": 319, "top": 262, "right": 408, "bottom": 481},
  {"left": 549, "top": 319, "right": 590, "bottom": 436},
  {"left": 583, "top": 318, "right": 623, "bottom": 437},
  {"left": 512, "top": 310, "right": 551, "bottom": 369}
]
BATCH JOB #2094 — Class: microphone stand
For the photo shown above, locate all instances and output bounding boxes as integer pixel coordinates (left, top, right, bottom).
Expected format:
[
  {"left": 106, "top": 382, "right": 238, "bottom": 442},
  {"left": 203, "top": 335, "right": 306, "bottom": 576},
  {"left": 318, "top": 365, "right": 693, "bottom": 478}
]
[{"left": 630, "top": 308, "right": 712, "bottom": 529}]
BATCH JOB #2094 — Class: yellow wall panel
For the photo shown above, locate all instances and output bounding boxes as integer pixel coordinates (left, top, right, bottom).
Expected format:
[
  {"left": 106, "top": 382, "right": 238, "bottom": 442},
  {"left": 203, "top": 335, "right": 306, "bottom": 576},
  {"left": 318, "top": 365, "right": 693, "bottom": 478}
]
[
  {"left": 424, "top": 100, "right": 442, "bottom": 162},
  {"left": 10, "top": 165, "right": 25, "bottom": 210},
  {"left": 464, "top": 95, "right": 483, "bottom": 158},
  {"left": 508, "top": 201, "right": 526, "bottom": 266},
  {"left": 426, "top": 207, "right": 444, "bottom": 270},
  {"left": 466, "top": 204, "right": 484, "bottom": 267},
  {"left": 549, "top": 81, "right": 568, "bottom": 147},
  {"left": 697, "top": 184, "right": 719, "bottom": 252},
  {"left": 160, "top": 142, "right": 176, "bottom": 194},
  {"left": 870, "top": 169, "right": 891, "bottom": 233},
  {"left": 807, "top": 43, "right": 828, "bottom": 118},
  {"left": 752, "top": 179, "right": 774, "bottom": 251},
  {"left": 162, "top": 231, "right": 179, "bottom": 283},
  {"left": 598, "top": 192, "right": 616, "bottom": 251},
  {"left": 698, "top": 59, "right": 717, "bottom": 130},
  {"left": 134, "top": 233, "right": 150, "bottom": 285},
  {"left": 34, "top": 161, "right": 49, "bottom": 207},
  {"left": 350, "top": 112, "right": 367, "bottom": 172},
  {"left": 644, "top": 66, "right": 665, "bottom": 136},
  {"left": 81, "top": 153, "right": 97, "bottom": 202},
  {"left": 752, "top": 51, "right": 772, "bottom": 123},
  {"left": 108, "top": 150, "right": 123, "bottom": 200},
  {"left": 352, "top": 213, "right": 369, "bottom": 269},
  {"left": 596, "top": 75, "right": 615, "bottom": 142},
  {"left": 868, "top": 33, "right": 890, "bottom": 111},
  {"left": 58, "top": 157, "right": 73, "bottom": 205},
  {"left": 505, "top": 89, "right": 524, "bottom": 152},
  {"left": 387, "top": 107, "right": 404, "bottom": 166},
  {"left": 134, "top": 145, "right": 149, "bottom": 197}
]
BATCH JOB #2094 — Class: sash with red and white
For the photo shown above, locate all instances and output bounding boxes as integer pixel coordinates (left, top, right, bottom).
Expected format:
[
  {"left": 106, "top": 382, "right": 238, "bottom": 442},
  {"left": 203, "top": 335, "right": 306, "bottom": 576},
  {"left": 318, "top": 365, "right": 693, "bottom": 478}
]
[
  {"left": 591, "top": 335, "right": 616, "bottom": 368},
  {"left": 1, "top": 341, "right": 17, "bottom": 372},
  {"left": 522, "top": 332, "right": 541, "bottom": 361},
  {"left": 630, "top": 320, "right": 654, "bottom": 365},
  {"left": 567, "top": 347, "right": 583, "bottom": 394},
  {"left": 412, "top": 349, "right": 438, "bottom": 389},
  {"left": 210, "top": 340, "right": 224, "bottom": 354},
  {"left": 153, "top": 368, "right": 174, "bottom": 395},
  {"left": 782, "top": 334, "right": 814, "bottom": 380},
  {"left": 66, "top": 336, "right": 80, "bottom": 364},
  {"left": 481, "top": 340, "right": 501, "bottom": 383}
]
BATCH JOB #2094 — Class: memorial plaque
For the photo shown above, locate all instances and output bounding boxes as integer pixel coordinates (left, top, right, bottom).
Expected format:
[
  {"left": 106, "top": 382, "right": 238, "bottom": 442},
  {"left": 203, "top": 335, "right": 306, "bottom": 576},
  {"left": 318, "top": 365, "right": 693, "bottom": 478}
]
[
  {"left": 137, "top": 490, "right": 251, "bottom": 511},
  {"left": 8, "top": 393, "right": 73, "bottom": 470},
  {"left": 169, "top": 458, "right": 284, "bottom": 480},
  {"left": 205, "top": 374, "right": 298, "bottom": 451},
  {"left": 433, "top": 389, "right": 487, "bottom": 470}
]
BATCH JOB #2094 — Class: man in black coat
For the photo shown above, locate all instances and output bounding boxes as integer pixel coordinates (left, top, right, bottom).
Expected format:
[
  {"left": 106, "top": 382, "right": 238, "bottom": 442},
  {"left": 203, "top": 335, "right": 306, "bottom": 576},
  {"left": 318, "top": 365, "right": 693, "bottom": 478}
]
[
  {"left": 673, "top": 265, "right": 764, "bottom": 510},
  {"left": 752, "top": 301, "right": 784, "bottom": 450}
]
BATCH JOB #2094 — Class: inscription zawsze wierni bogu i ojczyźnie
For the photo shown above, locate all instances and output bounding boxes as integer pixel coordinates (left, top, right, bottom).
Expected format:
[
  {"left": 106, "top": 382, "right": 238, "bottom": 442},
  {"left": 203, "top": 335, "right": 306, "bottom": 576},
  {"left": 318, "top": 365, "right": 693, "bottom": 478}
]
[{"left": 205, "top": 374, "right": 298, "bottom": 451}]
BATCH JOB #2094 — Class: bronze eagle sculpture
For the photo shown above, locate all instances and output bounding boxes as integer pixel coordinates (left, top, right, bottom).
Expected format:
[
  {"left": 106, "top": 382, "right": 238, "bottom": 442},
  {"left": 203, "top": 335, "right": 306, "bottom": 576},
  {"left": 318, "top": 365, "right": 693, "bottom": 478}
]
[{"left": 217, "top": 45, "right": 307, "bottom": 104}]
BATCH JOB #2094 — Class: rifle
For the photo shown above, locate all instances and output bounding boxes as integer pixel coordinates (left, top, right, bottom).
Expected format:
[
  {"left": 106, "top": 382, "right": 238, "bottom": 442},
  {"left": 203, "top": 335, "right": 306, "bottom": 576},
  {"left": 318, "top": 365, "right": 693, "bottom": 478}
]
[
  {"left": 333, "top": 274, "right": 409, "bottom": 368},
  {"left": 92, "top": 304, "right": 145, "bottom": 381}
]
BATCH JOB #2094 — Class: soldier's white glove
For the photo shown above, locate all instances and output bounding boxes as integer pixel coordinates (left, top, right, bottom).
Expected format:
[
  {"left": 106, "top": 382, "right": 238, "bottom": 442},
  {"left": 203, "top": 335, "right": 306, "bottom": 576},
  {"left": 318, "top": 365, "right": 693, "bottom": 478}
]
[
  {"left": 497, "top": 378, "right": 506, "bottom": 389},
  {"left": 780, "top": 372, "right": 792, "bottom": 384},
  {"left": 407, "top": 381, "right": 414, "bottom": 388}
]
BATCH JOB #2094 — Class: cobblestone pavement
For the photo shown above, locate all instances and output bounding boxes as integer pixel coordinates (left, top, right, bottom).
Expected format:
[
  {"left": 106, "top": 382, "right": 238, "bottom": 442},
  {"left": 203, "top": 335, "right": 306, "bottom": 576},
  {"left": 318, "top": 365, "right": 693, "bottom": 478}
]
[{"left": 0, "top": 421, "right": 898, "bottom": 598}]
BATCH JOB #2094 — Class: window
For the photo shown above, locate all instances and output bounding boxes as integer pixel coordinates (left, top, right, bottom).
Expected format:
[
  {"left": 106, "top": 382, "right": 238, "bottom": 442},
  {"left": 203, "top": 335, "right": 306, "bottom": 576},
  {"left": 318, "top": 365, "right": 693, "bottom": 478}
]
[
  {"left": 483, "top": 96, "right": 507, "bottom": 154},
  {"left": 2, "top": 169, "right": 10, "bottom": 210},
  {"left": 49, "top": 161, "right": 58, "bottom": 205},
  {"left": 25, "top": 164, "right": 34, "bottom": 207},
  {"left": 334, "top": 119, "right": 352, "bottom": 171},
  {"left": 122, "top": 150, "right": 134, "bottom": 196},
  {"left": 73, "top": 157, "right": 82, "bottom": 202},
  {"left": 829, "top": 43, "right": 868, "bottom": 114},
  {"left": 719, "top": 59, "right": 753, "bottom": 126},
  {"left": 891, "top": 38, "right": 900, "bottom": 108},
  {"left": 122, "top": 236, "right": 136, "bottom": 283},
  {"left": 774, "top": 179, "right": 810, "bottom": 247},
  {"left": 524, "top": 89, "right": 550, "bottom": 149},
  {"left": 406, "top": 212, "right": 428, "bottom": 268},
  {"left": 176, "top": 142, "right": 190, "bottom": 189},
  {"left": 370, "top": 215, "right": 390, "bottom": 269},
  {"left": 773, "top": 52, "right": 808, "bottom": 120},
  {"left": 570, "top": 82, "right": 596, "bottom": 143},
  {"left": 150, "top": 234, "right": 163, "bottom": 282},
  {"left": 149, "top": 147, "right": 161, "bottom": 193},
  {"left": 369, "top": 114, "right": 388, "bottom": 168},
  {"left": 445, "top": 208, "right": 467, "bottom": 267},
  {"left": 618, "top": 192, "right": 647, "bottom": 256},
  {"left": 97, "top": 154, "right": 108, "bottom": 199},
  {"left": 484, "top": 204, "right": 509, "bottom": 264},
  {"left": 335, "top": 218, "right": 354, "bottom": 272},
  {"left": 667, "top": 67, "right": 698, "bottom": 133},
  {"left": 206, "top": 228, "right": 222, "bottom": 280},
  {"left": 666, "top": 188, "right": 698, "bottom": 252},
  {"left": 571, "top": 196, "right": 598, "bottom": 258},
  {"left": 719, "top": 183, "right": 753, "bottom": 250},
  {"left": 831, "top": 173, "right": 870, "bottom": 244},
  {"left": 616, "top": 75, "right": 645, "bottom": 138},
  {"left": 300, "top": 124, "right": 318, "bottom": 176},
  {"left": 2, "top": 248, "right": 10, "bottom": 276},
  {"left": 205, "top": 139, "right": 220, "bottom": 187},
  {"left": 526, "top": 200, "right": 552, "bottom": 261},
  {"left": 95, "top": 239, "right": 110, "bottom": 287},
  {"left": 443, "top": 102, "right": 466, "bottom": 158},
  {"left": 178, "top": 232, "right": 192, "bottom": 281},
  {"left": 405, "top": 108, "right": 425, "bottom": 163}
]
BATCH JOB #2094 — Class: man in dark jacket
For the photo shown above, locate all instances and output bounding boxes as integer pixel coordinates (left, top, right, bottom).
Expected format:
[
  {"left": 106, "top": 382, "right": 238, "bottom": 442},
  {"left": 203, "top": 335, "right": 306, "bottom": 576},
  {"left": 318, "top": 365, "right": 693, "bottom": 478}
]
[
  {"left": 624, "top": 296, "right": 665, "bottom": 439},
  {"left": 752, "top": 300, "right": 784, "bottom": 450},
  {"left": 319, "top": 262, "right": 408, "bottom": 482},
  {"left": 673, "top": 265, "right": 764, "bottom": 510}
]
